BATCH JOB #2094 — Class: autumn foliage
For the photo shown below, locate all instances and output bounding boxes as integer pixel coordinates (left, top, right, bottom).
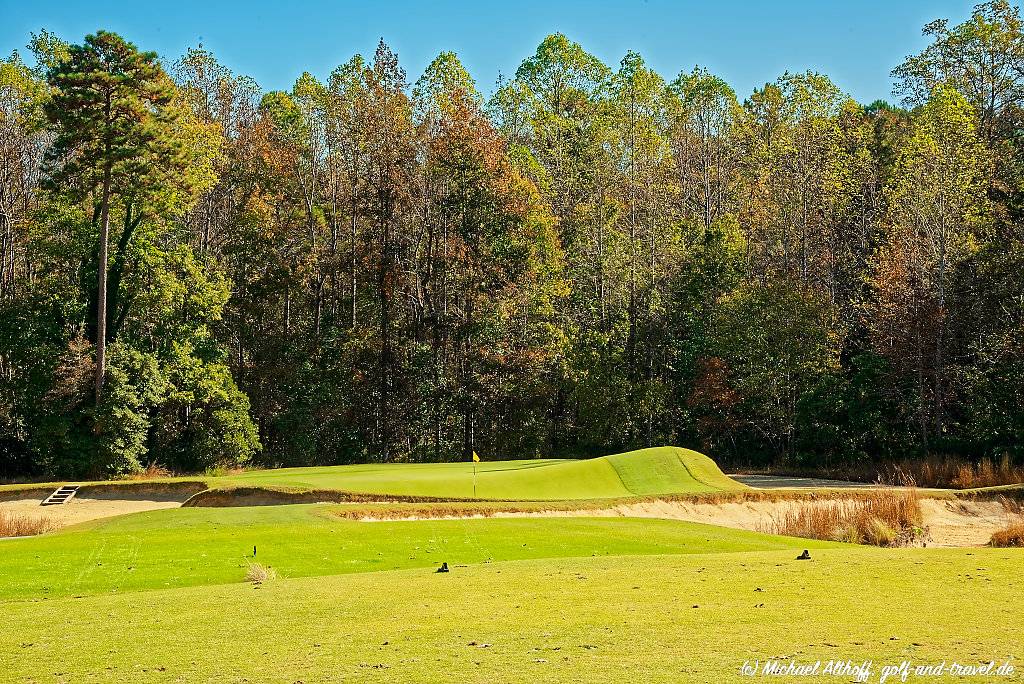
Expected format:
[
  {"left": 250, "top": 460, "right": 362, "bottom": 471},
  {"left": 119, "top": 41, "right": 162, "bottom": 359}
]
[{"left": 1, "top": 4, "right": 1024, "bottom": 480}]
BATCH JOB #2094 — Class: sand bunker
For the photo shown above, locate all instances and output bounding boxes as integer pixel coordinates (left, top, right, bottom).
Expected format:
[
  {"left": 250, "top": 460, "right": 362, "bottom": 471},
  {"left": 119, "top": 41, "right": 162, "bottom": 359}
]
[
  {"left": 0, "top": 496, "right": 182, "bottom": 529},
  {"left": 3, "top": 483, "right": 1018, "bottom": 548},
  {"left": 0, "top": 483, "right": 203, "bottom": 532},
  {"left": 596, "top": 498, "right": 1019, "bottom": 548},
  {"left": 358, "top": 497, "right": 1022, "bottom": 548},
  {"left": 918, "top": 498, "right": 1018, "bottom": 547}
]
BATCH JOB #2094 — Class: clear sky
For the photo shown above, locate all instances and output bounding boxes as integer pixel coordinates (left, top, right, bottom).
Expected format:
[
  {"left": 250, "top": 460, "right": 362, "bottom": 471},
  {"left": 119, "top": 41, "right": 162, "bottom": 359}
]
[{"left": 0, "top": 0, "right": 979, "bottom": 103}]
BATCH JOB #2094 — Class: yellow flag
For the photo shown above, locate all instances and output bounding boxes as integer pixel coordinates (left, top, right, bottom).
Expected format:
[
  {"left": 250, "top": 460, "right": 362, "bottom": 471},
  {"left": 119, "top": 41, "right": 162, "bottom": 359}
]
[{"left": 472, "top": 451, "right": 480, "bottom": 463}]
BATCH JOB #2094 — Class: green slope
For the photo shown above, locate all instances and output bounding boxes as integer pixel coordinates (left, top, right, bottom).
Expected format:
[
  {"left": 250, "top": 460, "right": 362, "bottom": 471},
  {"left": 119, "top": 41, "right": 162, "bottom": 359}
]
[
  {"left": 606, "top": 446, "right": 744, "bottom": 495},
  {"left": 0, "top": 504, "right": 831, "bottom": 601},
  {"left": 210, "top": 446, "right": 746, "bottom": 500}
]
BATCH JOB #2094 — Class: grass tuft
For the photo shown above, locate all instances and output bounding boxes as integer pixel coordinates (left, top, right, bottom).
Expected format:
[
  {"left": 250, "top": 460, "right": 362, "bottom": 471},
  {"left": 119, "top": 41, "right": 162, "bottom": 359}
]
[
  {"left": 245, "top": 562, "right": 277, "bottom": 584},
  {"left": 989, "top": 519, "right": 1024, "bottom": 548},
  {"left": 0, "top": 510, "right": 56, "bottom": 537},
  {"left": 763, "top": 488, "right": 923, "bottom": 546}
]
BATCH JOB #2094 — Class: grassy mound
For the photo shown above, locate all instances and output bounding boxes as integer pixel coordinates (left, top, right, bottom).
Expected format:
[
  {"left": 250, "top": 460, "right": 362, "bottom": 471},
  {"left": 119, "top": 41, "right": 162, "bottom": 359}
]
[
  {"left": 605, "top": 446, "right": 744, "bottom": 495},
  {"left": 209, "top": 446, "right": 745, "bottom": 501}
]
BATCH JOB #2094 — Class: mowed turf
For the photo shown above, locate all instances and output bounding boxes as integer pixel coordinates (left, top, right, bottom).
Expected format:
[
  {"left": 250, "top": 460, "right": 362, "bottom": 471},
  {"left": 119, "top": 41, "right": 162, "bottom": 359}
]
[
  {"left": 3, "top": 450, "right": 1019, "bottom": 683},
  {"left": 1, "top": 548, "right": 1020, "bottom": 683},
  {"left": 0, "top": 504, "right": 832, "bottom": 602},
  {"left": 209, "top": 446, "right": 746, "bottom": 499}
]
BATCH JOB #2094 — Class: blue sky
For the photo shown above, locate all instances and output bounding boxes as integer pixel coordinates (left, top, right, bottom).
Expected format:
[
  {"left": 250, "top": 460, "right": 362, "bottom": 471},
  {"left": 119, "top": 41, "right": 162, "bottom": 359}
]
[{"left": 0, "top": 0, "right": 978, "bottom": 103}]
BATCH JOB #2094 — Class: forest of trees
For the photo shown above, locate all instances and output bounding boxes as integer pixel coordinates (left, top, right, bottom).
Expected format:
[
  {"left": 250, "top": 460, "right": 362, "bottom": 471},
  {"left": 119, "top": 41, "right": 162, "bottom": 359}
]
[{"left": 1, "top": 2, "right": 1023, "bottom": 478}]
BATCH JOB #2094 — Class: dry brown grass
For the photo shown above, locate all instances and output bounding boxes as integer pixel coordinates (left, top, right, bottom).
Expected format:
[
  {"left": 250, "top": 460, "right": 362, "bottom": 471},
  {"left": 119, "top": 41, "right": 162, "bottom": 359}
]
[
  {"left": 123, "top": 462, "right": 174, "bottom": 480},
  {"left": 1000, "top": 496, "right": 1023, "bottom": 514},
  {"left": 188, "top": 482, "right": 950, "bottom": 511},
  {"left": 989, "top": 519, "right": 1024, "bottom": 548},
  {"left": 752, "top": 454, "right": 1024, "bottom": 490},
  {"left": 322, "top": 489, "right": 947, "bottom": 521},
  {"left": 762, "top": 487, "right": 924, "bottom": 546},
  {"left": 0, "top": 510, "right": 56, "bottom": 537},
  {"left": 245, "top": 562, "right": 277, "bottom": 584},
  {"left": 952, "top": 456, "right": 1024, "bottom": 489},
  {"left": 874, "top": 455, "right": 1024, "bottom": 489}
]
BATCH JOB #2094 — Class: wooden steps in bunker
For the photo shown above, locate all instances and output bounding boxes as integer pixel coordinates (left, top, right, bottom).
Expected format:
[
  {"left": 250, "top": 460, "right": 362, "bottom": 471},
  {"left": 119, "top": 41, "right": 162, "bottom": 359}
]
[{"left": 40, "top": 485, "right": 79, "bottom": 506}]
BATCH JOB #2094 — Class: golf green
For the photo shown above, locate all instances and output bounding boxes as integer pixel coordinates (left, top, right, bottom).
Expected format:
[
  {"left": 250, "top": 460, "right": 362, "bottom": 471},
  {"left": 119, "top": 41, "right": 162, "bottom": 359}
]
[{"left": 208, "top": 446, "right": 747, "bottom": 499}]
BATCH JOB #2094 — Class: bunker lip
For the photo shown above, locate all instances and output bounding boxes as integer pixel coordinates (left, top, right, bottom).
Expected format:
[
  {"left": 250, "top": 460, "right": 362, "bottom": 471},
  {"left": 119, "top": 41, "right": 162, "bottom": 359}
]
[
  {"left": 181, "top": 486, "right": 492, "bottom": 507},
  {"left": 181, "top": 485, "right": 955, "bottom": 507},
  {"left": 0, "top": 480, "right": 208, "bottom": 503}
]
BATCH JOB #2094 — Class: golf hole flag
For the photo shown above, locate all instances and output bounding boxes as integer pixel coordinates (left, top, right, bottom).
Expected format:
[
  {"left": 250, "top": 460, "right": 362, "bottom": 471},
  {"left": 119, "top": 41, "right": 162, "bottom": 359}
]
[{"left": 472, "top": 451, "right": 480, "bottom": 496}]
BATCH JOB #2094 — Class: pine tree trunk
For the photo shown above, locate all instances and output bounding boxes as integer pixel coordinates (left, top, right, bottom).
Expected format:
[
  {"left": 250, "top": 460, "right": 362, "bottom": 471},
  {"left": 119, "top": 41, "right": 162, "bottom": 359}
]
[{"left": 95, "top": 166, "right": 111, "bottom": 406}]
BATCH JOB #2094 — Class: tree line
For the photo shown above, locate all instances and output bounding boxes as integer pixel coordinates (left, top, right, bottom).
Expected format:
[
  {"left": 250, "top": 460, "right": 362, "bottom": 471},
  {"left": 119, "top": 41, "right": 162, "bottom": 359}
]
[{"left": 1, "top": 1, "right": 1022, "bottom": 478}]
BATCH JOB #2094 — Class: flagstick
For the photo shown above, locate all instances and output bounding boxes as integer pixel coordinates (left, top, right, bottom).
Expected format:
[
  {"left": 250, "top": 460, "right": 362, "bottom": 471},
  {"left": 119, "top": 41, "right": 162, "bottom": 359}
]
[{"left": 473, "top": 461, "right": 477, "bottom": 498}]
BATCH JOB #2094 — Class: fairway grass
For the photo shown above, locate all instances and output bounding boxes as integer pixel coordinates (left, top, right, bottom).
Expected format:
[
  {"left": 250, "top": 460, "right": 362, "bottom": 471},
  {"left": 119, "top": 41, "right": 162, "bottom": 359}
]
[
  {"left": 1, "top": 548, "right": 1020, "bottom": 683},
  {"left": 3, "top": 451, "right": 1020, "bottom": 683},
  {"left": 0, "top": 504, "right": 833, "bottom": 601}
]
